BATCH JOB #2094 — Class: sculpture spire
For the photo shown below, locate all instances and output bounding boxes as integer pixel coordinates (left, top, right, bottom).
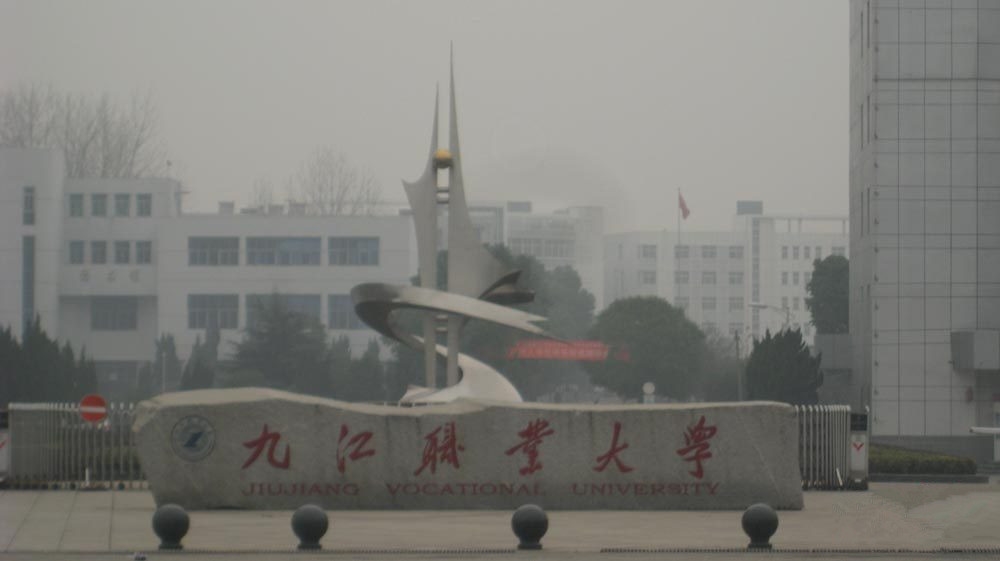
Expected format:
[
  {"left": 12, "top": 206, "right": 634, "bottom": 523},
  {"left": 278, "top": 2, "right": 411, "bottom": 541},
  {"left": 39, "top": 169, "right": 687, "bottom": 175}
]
[{"left": 352, "top": 51, "right": 547, "bottom": 402}]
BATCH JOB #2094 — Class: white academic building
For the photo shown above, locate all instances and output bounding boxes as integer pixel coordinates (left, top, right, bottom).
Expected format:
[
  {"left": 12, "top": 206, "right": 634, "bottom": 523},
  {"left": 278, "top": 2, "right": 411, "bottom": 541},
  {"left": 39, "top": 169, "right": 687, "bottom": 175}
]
[
  {"left": 850, "top": 1, "right": 1000, "bottom": 461},
  {"left": 0, "top": 147, "right": 607, "bottom": 400},
  {"left": 604, "top": 201, "right": 848, "bottom": 348},
  {"left": 0, "top": 147, "right": 417, "bottom": 399}
]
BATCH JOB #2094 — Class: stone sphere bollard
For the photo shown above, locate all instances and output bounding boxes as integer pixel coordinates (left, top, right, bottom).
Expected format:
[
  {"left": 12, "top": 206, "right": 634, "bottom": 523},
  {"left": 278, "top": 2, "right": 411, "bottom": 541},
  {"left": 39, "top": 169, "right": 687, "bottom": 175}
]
[
  {"left": 151, "top": 504, "right": 189, "bottom": 550},
  {"left": 291, "top": 504, "right": 329, "bottom": 550},
  {"left": 741, "top": 503, "right": 779, "bottom": 549},
  {"left": 511, "top": 504, "right": 549, "bottom": 550}
]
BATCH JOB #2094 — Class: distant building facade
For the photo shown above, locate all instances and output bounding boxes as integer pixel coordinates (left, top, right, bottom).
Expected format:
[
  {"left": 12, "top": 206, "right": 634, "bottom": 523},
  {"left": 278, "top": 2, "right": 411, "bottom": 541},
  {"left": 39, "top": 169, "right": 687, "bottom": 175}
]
[
  {"left": 434, "top": 201, "right": 605, "bottom": 305},
  {"left": 0, "top": 148, "right": 416, "bottom": 400},
  {"left": 849, "top": 0, "right": 1000, "bottom": 460},
  {"left": 604, "top": 202, "right": 848, "bottom": 348}
]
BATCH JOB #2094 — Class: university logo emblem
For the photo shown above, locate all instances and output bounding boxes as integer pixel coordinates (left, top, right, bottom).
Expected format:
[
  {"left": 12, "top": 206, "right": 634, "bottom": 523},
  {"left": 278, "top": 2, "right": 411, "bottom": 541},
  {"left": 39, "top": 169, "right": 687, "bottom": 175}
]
[{"left": 171, "top": 415, "right": 215, "bottom": 462}]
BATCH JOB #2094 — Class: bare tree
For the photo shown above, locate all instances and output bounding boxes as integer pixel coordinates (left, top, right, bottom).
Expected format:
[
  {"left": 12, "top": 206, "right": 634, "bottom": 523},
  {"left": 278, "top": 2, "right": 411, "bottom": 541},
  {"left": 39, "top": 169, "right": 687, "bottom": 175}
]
[
  {"left": 249, "top": 175, "right": 277, "bottom": 210},
  {"left": 0, "top": 84, "right": 166, "bottom": 178},
  {"left": 288, "top": 146, "right": 381, "bottom": 215},
  {"left": 0, "top": 84, "right": 62, "bottom": 148}
]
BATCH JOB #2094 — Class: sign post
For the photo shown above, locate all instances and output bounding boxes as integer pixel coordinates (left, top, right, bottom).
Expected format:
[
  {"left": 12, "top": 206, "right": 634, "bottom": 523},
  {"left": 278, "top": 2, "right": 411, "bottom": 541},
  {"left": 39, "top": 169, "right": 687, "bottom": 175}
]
[{"left": 849, "top": 410, "right": 869, "bottom": 489}]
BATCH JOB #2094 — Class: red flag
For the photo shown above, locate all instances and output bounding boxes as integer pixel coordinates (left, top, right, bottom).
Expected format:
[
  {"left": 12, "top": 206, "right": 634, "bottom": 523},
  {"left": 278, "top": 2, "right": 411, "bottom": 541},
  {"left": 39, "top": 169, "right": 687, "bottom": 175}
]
[{"left": 678, "top": 192, "right": 690, "bottom": 220}]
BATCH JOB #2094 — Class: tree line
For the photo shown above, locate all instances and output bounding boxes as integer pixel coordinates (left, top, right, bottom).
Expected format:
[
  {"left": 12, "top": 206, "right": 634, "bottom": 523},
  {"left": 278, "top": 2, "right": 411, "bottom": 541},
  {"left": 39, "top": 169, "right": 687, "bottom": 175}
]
[
  {"left": 0, "top": 319, "right": 97, "bottom": 404},
  {"left": 0, "top": 248, "right": 847, "bottom": 407}
]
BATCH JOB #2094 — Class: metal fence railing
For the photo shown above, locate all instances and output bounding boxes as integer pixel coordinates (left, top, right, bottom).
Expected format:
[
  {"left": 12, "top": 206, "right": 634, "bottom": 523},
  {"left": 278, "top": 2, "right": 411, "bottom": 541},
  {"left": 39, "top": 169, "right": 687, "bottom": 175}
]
[
  {"left": 795, "top": 404, "right": 852, "bottom": 490},
  {"left": 5, "top": 402, "right": 145, "bottom": 489},
  {"left": 4, "top": 401, "right": 854, "bottom": 491}
]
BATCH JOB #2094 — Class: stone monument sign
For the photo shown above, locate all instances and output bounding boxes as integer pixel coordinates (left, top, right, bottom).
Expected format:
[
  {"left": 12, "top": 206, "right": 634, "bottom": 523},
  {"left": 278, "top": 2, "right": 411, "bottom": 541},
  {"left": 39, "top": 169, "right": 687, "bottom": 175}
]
[{"left": 135, "top": 389, "right": 804, "bottom": 510}]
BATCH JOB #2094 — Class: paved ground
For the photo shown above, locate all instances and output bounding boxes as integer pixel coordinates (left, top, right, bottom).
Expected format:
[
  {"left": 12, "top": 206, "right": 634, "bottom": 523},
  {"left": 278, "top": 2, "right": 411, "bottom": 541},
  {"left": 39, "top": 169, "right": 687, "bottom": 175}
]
[{"left": 2, "top": 482, "right": 1000, "bottom": 559}]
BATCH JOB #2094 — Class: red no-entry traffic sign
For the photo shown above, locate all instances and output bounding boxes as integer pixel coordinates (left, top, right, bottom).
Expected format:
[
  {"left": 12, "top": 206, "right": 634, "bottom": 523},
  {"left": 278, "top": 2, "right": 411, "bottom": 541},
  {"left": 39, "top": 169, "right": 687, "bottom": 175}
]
[{"left": 79, "top": 394, "right": 107, "bottom": 423}]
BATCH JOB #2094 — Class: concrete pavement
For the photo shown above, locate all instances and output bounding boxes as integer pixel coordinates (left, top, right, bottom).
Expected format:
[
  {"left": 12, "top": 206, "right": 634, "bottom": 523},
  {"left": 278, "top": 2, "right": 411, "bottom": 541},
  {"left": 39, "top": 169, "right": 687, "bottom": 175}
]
[{"left": 2, "top": 483, "right": 1000, "bottom": 556}]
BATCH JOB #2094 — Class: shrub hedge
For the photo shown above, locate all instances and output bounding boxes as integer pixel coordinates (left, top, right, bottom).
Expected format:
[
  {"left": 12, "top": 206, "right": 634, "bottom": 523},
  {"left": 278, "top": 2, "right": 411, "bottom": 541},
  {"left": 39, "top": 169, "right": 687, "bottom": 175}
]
[{"left": 869, "top": 444, "right": 977, "bottom": 474}]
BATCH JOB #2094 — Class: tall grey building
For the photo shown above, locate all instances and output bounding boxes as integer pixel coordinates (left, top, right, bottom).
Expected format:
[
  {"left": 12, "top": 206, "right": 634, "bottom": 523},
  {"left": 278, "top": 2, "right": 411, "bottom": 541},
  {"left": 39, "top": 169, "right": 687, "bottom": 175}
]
[{"left": 850, "top": 0, "right": 1000, "bottom": 461}]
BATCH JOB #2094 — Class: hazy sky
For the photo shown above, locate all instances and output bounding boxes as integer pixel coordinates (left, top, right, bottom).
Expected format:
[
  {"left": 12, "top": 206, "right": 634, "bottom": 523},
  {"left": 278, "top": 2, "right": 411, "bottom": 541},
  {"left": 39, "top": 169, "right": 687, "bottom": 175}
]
[{"left": 1, "top": 1, "right": 847, "bottom": 232}]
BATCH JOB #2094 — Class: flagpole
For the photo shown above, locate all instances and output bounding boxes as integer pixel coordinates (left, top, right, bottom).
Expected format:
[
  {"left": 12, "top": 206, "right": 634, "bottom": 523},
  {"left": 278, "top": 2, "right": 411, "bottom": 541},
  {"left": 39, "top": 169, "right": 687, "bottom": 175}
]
[{"left": 677, "top": 188, "right": 681, "bottom": 245}]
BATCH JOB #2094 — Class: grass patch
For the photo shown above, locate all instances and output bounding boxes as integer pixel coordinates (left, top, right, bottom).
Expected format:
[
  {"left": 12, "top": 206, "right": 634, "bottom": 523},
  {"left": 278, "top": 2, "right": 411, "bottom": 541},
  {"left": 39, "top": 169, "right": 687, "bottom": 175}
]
[{"left": 869, "top": 444, "right": 977, "bottom": 475}]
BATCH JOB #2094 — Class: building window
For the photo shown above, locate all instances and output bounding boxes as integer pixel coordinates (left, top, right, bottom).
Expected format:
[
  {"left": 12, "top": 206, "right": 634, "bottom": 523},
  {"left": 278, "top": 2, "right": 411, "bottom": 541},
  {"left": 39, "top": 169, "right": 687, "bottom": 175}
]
[
  {"left": 540, "top": 239, "right": 574, "bottom": 259},
  {"left": 92, "top": 194, "right": 107, "bottom": 217},
  {"left": 136, "top": 194, "right": 152, "bottom": 217},
  {"left": 793, "top": 297, "right": 800, "bottom": 311},
  {"left": 729, "top": 245, "right": 743, "bottom": 259},
  {"left": 793, "top": 272, "right": 800, "bottom": 285},
  {"left": 675, "top": 271, "right": 689, "bottom": 284},
  {"left": 804, "top": 246, "right": 811, "bottom": 260},
  {"left": 639, "top": 244, "right": 657, "bottom": 259},
  {"left": 781, "top": 246, "right": 788, "bottom": 259},
  {"left": 792, "top": 246, "right": 799, "bottom": 260},
  {"left": 729, "top": 297, "right": 744, "bottom": 311},
  {"left": 816, "top": 246, "right": 823, "bottom": 259},
  {"left": 114, "top": 194, "right": 130, "bottom": 217},
  {"left": 136, "top": 241, "right": 152, "bottom": 264},
  {"left": 246, "top": 237, "right": 321, "bottom": 266},
  {"left": 328, "top": 237, "right": 380, "bottom": 266},
  {"left": 328, "top": 294, "right": 364, "bottom": 329},
  {"left": 638, "top": 270, "right": 656, "bottom": 284},
  {"left": 91, "top": 296, "right": 138, "bottom": 330},
  {"left": 69, "top": 193, "right": 84, "bottom": 217},
  {"left": 701, "top": 245, "right": 717, "bottom": 259},
  {"left": 781, "top": 296, "right": 788, "bottom": 309},
  {"left": 114, "top": 241, "right": 130, "bottom": 264},
  {"left": 702, "top": 297, "right": 717, "bottom": 310},
  {"left": 729, "top": 272, "right": 744, "bottom": 285},
  {"left": 91, "top": 241, "right": 107, "bottom": 264},
  {"left": 188, "top": 294, "right": 238, "bottom": 329},
  {"left": 675, "top": 297, "right": 689, "bottom": 310},
  {"left": 23, "top": 186, "right": 35, "bottom": 225},
  {"left": 781, "top": 272, "right": 788, "bottom": 285},
  {"left": 729, "top": 322, "right": 744, "bottom": 335},
  {"left": 189, "top": 237, "right": 239, "bottom": 266},
  {"left": 804, "top": 272, "right": 812, "bottom": 285},
  {"left": 69, "top": 241, "right": 85, "bottom": 264},
  {"left": 246, "top": 294, "right": 321, "bottom": 327},
  {"left": 701, "top": 322, "right": 717, "bottom": 333},
  {"left": 702, "top": 271, "right": 716, "bottom": 285},
  {"left": 832, "top": 246, "right": 846, "bottom": 257},
  {"left": 675, "top": 245, "right": 690, "bottom": 259}
]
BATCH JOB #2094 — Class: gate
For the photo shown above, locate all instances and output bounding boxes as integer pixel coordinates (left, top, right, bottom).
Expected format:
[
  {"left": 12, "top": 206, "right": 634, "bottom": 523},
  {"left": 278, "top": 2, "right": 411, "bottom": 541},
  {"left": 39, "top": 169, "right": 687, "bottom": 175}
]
[
  {"left": 5, "top": 402, "right": 145, "bottom": 489},
  {"left": 795, "top": 404, "right": 851, "bottom": 489}
]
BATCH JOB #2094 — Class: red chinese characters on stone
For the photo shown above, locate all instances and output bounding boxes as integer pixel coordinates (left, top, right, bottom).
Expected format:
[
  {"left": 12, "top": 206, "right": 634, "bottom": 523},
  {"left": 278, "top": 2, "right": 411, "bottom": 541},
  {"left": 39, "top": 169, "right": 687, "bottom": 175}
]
[
  {"left": 336, "top": 424, "right": 375, "bottom": 474},
  {"left": 505, "top": 418, "right": 555, "bottom": 475},
  {"left": 414, "top": 421, "right": 465, "bottom": 476},
  {"left": 593, "top": 421, "right": 634, "bottom": 473},
  {"left": 242, "top": 424, "right": 291, "bottom": 470},
  {"left": 675, "top": 415, "right": 717, "bottom": 479}
]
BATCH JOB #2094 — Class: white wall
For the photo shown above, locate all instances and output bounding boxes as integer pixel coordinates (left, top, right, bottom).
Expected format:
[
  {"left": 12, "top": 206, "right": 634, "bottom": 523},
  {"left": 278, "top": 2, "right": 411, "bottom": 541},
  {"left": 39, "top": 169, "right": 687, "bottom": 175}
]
[
  {"left": 0, "top": 148, "right": 64, "bottom": 337},
  {"left": 156, "top": 213, "right": 415, "bottom": 360}
]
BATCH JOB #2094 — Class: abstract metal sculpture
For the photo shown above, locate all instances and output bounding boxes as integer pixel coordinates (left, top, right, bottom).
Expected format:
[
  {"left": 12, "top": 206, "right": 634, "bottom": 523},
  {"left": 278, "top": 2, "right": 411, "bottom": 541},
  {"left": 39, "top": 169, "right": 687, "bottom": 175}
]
[{"left": 351, "top": 54, "right": 550, "bottom": 404}]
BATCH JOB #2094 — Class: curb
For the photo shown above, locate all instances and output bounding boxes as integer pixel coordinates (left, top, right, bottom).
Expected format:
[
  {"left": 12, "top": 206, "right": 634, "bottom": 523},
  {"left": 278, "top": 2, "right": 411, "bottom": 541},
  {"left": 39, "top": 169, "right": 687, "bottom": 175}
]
[{"left": 868, "top": 473, "right": 990, "bottom": 483}]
